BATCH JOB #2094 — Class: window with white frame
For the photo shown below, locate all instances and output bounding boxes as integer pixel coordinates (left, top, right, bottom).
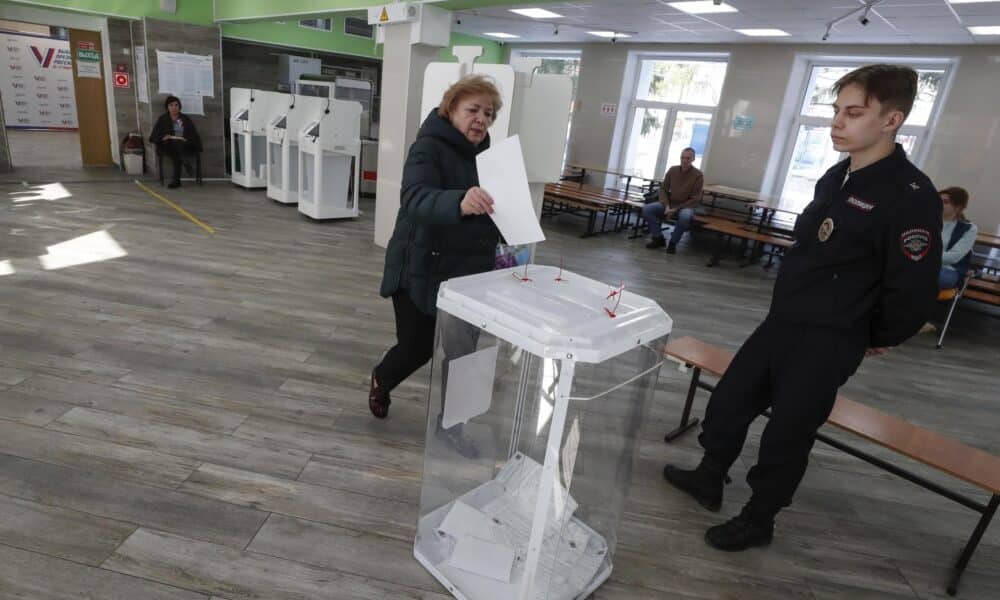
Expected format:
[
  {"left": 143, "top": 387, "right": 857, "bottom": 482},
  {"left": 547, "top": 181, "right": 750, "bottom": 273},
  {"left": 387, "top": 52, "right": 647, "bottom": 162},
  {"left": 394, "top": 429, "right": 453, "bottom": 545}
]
[
  {"left": 619, "top": 55, "right": 729, "bottom": 181},
  {"left": 299, "top": 18, "right": 333, "bottom": 32},
  {"left": 777, "top": 60, "right": 953, "bottom": 210},
  {"left": 509, "top": 49, "right": 582, "bottom": 169}
]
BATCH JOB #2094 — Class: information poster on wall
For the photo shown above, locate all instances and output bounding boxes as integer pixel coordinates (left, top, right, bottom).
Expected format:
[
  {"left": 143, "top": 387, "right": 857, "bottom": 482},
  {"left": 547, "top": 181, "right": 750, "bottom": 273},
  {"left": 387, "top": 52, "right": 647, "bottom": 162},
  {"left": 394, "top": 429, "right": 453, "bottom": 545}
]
[
  {"left": 134, "top": 45, "right": 149, "bottom": 104},
  {"left": 177, "top": 94, "right": 204, "bottom": 116},
  {"left": 156, "top": 50, "right": 213, "bottom": 97},
  {"left": 75, "top": 46, "right": 102, "bottom": 79},
  {"left": 0, "top": 33, "right": 78, "bottom": 129}
]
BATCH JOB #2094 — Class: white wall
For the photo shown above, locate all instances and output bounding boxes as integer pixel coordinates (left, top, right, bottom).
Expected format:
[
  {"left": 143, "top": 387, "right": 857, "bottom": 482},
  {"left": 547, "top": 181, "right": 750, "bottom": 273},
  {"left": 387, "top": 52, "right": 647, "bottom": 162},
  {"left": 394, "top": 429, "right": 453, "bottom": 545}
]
[{"left": 532, "top": 41, "right": 1000, "bottom": 234}]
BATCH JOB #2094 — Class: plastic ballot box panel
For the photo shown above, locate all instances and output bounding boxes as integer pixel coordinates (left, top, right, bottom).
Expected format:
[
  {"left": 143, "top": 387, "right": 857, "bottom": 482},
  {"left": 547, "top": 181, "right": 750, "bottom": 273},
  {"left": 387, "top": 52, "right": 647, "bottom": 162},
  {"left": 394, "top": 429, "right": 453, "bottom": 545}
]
[{"left": 415, "top": 265, "right": 671, "bottom": 600}]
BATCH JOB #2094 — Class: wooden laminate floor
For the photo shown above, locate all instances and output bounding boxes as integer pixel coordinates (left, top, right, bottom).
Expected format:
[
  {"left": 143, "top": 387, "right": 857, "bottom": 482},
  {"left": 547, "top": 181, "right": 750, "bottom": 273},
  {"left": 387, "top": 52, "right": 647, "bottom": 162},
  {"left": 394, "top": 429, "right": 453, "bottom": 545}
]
[{"left": 0, "top": 175, "right": 996, "bottom": 599}]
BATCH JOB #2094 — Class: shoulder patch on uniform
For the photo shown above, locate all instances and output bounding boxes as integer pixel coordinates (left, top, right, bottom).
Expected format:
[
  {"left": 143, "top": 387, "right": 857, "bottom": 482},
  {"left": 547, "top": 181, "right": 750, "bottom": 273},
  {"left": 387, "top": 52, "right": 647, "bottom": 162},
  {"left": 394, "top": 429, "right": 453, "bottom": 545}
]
[
  {"left": 846, "top": 195, "right": 875, "bottom": 212},
  {"left": 909, "top": 182, "right": 920, "bottom": 190},
  {"left": 900, "top": 228, "right": 931, "bottom": 261}
]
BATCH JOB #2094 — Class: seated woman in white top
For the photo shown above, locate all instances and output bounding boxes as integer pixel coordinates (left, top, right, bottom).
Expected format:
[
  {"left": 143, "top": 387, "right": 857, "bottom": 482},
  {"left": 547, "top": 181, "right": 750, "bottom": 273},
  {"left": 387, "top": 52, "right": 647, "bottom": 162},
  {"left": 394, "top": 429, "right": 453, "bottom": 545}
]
[{"left": 937, "top": 186, "right": 977, "bottom": 290}]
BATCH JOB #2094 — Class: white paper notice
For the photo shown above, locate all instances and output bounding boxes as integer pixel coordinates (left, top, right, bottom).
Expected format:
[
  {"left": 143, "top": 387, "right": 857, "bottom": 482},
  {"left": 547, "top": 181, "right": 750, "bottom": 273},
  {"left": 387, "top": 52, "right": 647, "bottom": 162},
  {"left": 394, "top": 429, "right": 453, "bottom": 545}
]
[
  {"left": 134, "top": 46, "right": 149, "bottom": 104},
  {"left": 177, "top": 94, "right": 204, "bottom": 116},
  {"left": 476, "top": 134, "right": 545, "bottom": 246},
  {"left": 443, "top": 345, "right": 498, "bottom": 429},
  {"left": 156, "top": 50, "right": 214, "bottom": 97},
  {"left": 449, "top": 536, "right": 516, "bottom": 583}
]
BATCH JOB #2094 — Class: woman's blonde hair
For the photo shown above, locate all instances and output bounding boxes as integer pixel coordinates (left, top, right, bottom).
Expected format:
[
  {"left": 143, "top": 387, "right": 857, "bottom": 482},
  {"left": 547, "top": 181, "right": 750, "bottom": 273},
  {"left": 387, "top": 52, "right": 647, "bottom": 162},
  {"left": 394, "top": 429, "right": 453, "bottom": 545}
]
[{"left": 437, "top": 75, "right": 503, "bottom": 119}]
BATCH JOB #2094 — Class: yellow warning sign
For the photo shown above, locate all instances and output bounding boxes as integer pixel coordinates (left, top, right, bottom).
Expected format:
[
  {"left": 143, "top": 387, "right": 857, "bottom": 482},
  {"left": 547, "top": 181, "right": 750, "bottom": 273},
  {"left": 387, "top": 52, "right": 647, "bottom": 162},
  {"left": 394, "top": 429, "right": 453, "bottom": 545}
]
[{"left": 379, "top": 7, "right": 389, "bottom": 22}]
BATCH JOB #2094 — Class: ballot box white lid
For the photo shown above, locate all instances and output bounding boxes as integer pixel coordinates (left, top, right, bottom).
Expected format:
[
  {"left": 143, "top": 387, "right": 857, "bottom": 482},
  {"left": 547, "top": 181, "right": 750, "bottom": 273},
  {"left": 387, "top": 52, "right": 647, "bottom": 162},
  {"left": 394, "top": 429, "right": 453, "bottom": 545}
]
[{"left": 437, "top": 265, "right": 671, "bottom": 364}]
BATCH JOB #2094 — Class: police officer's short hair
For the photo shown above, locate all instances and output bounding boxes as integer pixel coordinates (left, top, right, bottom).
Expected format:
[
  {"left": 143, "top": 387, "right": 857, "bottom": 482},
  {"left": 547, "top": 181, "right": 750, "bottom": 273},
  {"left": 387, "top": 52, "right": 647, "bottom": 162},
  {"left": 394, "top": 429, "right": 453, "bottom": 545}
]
[
  {"left": 833, "top": 64, "right": 917, "bottom": 119},
  {"left": 681, "top": 147, "right": 696, "bottom": 157}
]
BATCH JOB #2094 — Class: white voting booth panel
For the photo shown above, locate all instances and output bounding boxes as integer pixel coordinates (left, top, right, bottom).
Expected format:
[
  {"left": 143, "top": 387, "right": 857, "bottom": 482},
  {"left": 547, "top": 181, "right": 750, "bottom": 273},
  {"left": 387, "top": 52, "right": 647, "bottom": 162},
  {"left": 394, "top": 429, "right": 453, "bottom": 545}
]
[
  {"left": 266, "top": 95, "right": 325, "bottom": 204},
  {"left": 421, "top": 47, "right": 516, "bottom": 143},
  {"left": 230, "top": 89, "right": 286, "bottom": 189},
  {"left": 297, "top": 99, "right": 363, "bottom": 220},
  {"left": 415, "top": 266, "right": 671, "bottom": 600}
]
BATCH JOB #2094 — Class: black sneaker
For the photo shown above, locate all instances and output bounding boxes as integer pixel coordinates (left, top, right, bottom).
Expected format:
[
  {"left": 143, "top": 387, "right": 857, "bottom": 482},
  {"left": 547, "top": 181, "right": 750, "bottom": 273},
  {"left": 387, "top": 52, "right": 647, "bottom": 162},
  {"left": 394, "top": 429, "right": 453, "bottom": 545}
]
[
  {"left": 436, "top": 416, "right": 480, "bottom": 459},
  {"left": 663, "top": 464, "right": 724, "bottom": 512},
  {"left": 666, "top": 242, "right": 677, "bottom": 254},
  {"left": 646, "top": 237, "right": 666, "bottom": 249},
  {"left": 167, "top": 181, "right": 181, "bottom": 189},
  {"left": 705, "top": 512, "right": 774, "bottom": 552}
]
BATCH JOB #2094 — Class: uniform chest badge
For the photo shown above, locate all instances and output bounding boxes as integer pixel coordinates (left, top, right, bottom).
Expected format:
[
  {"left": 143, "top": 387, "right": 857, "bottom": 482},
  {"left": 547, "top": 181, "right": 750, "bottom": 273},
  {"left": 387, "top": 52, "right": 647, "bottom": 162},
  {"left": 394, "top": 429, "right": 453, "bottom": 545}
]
[
  {"left": 818, "top": 218, "right": 835, "bottom": 242},
  {"left": 901, "top": 228, "right": 931, "bottom": 261},
  {"left": 846, "top": 196, "right": 875, "bottom": 212}
]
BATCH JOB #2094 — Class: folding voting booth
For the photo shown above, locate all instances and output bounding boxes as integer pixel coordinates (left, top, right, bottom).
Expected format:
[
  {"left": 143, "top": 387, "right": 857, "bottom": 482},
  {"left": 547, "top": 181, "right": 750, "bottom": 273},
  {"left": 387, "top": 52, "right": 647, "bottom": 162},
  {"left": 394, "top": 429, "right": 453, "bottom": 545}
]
[
  {"left": 266, "top": 94, "right": 325, "bottom": 204},
  {"left": 230, "top": 89, "right": 285, "bottom": 189},
  {"left": 296, "top": 97, "right": 363, "bottom": 220}
]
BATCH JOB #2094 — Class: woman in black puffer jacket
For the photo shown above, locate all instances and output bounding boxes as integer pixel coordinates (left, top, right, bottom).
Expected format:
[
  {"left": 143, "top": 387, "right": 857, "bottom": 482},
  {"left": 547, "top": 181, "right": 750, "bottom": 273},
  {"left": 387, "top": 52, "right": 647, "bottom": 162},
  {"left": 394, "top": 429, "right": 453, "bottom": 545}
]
[{"left": 370, "top": 75, "right": 502, "bottom": 425}]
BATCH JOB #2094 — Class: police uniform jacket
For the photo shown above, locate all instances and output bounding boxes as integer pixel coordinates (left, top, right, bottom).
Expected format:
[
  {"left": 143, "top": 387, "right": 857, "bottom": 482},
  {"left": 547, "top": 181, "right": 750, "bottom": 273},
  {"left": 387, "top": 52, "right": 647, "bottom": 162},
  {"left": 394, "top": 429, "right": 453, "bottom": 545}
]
[{"left": 770, "top": 144, "right": 942, "bottom": 348}]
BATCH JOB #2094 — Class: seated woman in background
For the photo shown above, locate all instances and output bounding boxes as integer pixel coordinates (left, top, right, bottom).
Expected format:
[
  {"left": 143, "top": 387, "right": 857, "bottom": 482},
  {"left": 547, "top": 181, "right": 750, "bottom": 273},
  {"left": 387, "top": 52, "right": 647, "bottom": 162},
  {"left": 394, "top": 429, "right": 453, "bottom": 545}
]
[
  {"left": 149, "top": 95, "right": 202, "bottom": 188},
  {"left": 938, "top": 186, "right": 977, "bottom": 290},
  {"left": 921, "top": 186, "right": 977, "bottom": 334}
]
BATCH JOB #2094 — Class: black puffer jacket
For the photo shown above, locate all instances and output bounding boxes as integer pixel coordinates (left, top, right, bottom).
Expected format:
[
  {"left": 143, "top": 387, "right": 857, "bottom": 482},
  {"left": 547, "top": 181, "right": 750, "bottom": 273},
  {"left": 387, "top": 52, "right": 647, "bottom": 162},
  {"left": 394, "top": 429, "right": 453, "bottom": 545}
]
[{"left": 379, "top": 109, "right": 500, "bottom": 314}]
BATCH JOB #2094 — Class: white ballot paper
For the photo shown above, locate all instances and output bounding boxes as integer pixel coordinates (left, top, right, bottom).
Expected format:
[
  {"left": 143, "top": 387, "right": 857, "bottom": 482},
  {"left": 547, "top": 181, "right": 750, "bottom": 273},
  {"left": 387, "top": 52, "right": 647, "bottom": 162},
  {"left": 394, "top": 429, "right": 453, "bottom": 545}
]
[{"left": 476, "top": 135, "right": 546, "bottom": 246}]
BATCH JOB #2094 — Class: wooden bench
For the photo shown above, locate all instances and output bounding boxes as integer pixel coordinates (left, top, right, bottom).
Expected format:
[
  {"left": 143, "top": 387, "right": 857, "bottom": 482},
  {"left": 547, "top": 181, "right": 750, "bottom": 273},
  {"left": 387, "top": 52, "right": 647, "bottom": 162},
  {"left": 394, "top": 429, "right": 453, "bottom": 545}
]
[
  {"left": 544, "top": 182, "right": 634, "bottom": 237},
  {"left": 701, "top": 218, "right": 794, "bottom": 268},
  {"left": 661, "top": 335, "right": 999, "bottom": 596}
]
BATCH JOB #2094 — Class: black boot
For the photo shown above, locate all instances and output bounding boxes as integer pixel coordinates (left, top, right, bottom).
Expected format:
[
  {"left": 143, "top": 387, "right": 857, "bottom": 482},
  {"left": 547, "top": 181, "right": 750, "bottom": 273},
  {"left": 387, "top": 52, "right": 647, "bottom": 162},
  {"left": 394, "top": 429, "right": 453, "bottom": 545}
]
[
  {"left": 705, "top": 505, "right": 774, "bottom": 552},
  {"left": 662, "top": 458, "right": 726, "bottom": 512},
  {"left": 666, "top": 241, "right": 677, "bottom": 254},
  {"left": 646, "top": 236, "right": 666, "bottom": 249}
]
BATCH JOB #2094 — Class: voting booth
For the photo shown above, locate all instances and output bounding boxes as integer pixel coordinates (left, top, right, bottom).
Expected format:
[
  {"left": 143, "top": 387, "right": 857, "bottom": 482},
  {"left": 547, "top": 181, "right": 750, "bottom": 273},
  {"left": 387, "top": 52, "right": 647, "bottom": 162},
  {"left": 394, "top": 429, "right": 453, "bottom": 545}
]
[
  {"left": 296, "top": 97, "right": 363, "bottom": 220},
  {"left": 415, "top": 266, "right": 671, "bottom": 600},
  {"left": 266, "top": 95, "right": 325, "bottom": 204},
  {"left": 230, "top": 89, "right": 286, "bottom": 189},
  {"left": 420, "top": 47, "right": 572, "bottom": 240}
]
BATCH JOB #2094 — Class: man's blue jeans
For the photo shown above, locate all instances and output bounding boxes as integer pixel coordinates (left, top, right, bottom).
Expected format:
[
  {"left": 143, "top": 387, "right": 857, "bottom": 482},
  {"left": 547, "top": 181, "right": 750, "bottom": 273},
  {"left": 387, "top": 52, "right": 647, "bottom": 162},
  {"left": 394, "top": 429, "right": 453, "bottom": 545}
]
[{"left": 642, "top": 202, "right": 694, "bottom": 245}]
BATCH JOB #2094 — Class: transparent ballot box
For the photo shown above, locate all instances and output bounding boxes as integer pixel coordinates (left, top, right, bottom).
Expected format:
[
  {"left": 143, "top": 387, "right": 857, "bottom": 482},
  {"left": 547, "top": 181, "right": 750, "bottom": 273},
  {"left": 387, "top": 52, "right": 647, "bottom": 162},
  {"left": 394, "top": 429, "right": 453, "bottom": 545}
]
[{"left": 415, "top": 265, "right": 672, "bottom": 600}]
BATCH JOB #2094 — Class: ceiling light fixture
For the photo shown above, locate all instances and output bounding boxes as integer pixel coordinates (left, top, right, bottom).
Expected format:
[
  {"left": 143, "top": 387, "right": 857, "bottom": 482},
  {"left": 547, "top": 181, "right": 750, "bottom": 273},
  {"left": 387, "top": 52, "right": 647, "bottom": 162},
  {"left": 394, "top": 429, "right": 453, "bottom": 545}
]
[
  {"left": 667, "top": 1, "right": 738, "bottom": 14},
  {"left": 483, "top": 32, "right": 520, "bottom": 39},
  {"left": 736, "top": 28, "right": 790, "bottom": 37},
  {"left": 968, "top": 25, "right": 1000, "bottom": 34},
  {"left": 587, "top": 31, "right": 632, "bottom": 38},
  {"left": 509, "top": 8, "right": 563, "bottom": 19},
  {"left": 949, "top": 0, "right": 1000, "bottom": 4}
]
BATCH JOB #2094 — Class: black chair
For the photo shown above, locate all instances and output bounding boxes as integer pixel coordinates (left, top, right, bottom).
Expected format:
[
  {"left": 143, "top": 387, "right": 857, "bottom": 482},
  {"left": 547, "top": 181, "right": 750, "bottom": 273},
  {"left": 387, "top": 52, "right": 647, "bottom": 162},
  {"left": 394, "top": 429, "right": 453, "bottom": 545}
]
[{"left": 156, "top": 144, "right": 203, "bottom": 186}]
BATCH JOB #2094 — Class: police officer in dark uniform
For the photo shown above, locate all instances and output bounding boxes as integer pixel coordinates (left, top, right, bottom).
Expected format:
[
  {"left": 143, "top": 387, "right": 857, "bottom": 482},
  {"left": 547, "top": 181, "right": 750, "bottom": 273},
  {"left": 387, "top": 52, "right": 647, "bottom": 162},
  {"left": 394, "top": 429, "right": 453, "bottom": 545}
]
[{"left": 663, "top": 64, "right": 943, "bottom": 551}]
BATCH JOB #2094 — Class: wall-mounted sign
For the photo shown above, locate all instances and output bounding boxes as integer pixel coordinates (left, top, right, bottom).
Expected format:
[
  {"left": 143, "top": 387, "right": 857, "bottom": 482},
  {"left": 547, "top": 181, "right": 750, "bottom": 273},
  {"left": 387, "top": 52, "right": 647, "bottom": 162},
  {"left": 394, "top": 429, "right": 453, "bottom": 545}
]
[
  {"left": 75, "top": 48, "right": 101, "bottom": 79},
  {"left": 77, "top": 41, "right": 95, "bottom": 50},
  {"left": 733, "top": 115, "right": 754, "bottom": 131},
  {"left": 367, "top": 2, "right": 415, "bottom": 25}
]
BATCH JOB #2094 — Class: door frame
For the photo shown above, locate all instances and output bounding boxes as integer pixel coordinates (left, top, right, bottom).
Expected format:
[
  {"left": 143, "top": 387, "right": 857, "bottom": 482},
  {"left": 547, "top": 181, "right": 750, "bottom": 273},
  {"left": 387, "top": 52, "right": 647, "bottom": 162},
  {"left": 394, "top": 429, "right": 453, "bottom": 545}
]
[
  {"left": 0, "top": 3, "right": 120, "bottom": 160},
  {"left": 620, "top": 100, "right": 716, "bottom": 181}
]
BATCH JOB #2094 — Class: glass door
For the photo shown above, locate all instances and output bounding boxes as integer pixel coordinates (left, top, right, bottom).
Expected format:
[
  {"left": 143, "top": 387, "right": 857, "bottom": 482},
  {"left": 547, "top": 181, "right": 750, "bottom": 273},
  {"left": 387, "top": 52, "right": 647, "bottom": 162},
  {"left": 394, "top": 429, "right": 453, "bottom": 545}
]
[{"left": 621, "top": 106, "right": 712, "bottom": 181}]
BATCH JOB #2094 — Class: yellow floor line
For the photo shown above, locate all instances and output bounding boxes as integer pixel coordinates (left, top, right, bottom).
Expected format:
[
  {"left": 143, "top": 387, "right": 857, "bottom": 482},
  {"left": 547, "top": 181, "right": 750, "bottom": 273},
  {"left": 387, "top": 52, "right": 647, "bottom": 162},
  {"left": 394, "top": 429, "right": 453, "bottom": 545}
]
[{"left": 134, "top": 180, "right": 215, "bottom": 235}]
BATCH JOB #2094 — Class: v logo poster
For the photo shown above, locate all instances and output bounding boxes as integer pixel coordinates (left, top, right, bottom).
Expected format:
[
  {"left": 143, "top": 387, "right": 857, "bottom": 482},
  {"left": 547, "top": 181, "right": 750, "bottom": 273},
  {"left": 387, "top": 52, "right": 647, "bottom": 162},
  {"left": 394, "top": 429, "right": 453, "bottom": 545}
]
[{"left": 1, "top": 33, "right": 78, "bottom": 130}]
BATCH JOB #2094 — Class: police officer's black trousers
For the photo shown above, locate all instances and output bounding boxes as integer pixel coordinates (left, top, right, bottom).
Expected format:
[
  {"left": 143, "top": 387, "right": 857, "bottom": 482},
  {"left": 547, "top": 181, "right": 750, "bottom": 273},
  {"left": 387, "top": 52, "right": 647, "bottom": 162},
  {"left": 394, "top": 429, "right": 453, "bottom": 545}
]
[{"left": 698, "top": 317, "right": 866, "bottom": 519}]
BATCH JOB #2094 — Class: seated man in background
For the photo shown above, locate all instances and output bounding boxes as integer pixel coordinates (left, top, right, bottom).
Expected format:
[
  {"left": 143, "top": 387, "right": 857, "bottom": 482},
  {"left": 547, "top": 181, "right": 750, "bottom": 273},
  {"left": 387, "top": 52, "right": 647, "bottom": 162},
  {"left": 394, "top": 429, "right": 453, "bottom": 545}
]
[
  {"left": 642, "top": 147, "right": 704, "bottom": 254},
  {"left": 150, "top": 95, "right": 202, "bottom": 188}
]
